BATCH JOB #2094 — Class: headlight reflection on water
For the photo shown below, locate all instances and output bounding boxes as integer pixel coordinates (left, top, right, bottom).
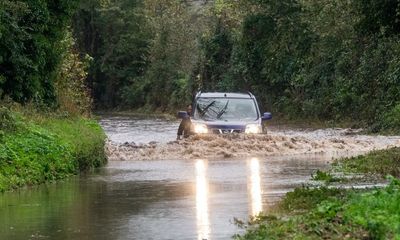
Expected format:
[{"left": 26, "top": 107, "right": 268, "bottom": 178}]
[
  {"left": 248, "top": 158, "right": 263, "bottom": 216},
  {"left": 194, "top": 158, "right": 263, "bottom": 240},
  {"left": 195, "top": 160, "right": 210, "bottom": 240}
]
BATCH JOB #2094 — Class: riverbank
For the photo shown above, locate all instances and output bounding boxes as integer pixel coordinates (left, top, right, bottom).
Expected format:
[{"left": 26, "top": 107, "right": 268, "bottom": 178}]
[
  {"left": 0, "top": 107, "right": 106, "bottom": 192},
  {"left": 235, "top": 147, "right": 400, "bottom": 239}
]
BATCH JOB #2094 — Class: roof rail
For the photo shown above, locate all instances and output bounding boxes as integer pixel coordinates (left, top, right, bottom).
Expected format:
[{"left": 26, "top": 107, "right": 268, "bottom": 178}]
[
  {"left": 247, "top": 91, "right": 253, "bottom": 97},
  {"left": 195, "top": 91, "right": 202, "bottom": 98}
]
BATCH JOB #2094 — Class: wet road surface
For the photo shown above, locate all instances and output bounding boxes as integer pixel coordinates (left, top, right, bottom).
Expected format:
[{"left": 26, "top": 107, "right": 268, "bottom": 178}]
[{"left": 0, "top": 116, "right": 398, "bottom": 240}]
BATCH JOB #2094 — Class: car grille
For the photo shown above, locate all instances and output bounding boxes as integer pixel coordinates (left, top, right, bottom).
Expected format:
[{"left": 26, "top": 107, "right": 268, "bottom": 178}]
[{"left": 211, "top": 129, "right": 243, "bottom": 134}]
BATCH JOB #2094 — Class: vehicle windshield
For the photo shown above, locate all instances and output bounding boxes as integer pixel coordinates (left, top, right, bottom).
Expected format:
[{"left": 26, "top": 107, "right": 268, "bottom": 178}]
[{"left": 193, "top": 98, "right": 258, "bottom": 121}]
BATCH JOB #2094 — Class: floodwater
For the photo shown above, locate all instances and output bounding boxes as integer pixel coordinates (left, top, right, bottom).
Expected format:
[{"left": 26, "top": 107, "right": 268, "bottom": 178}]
[
  {"left": 1, "top": 116, "right": 399, "bottom": 240},
  {"left": 99, "top": 116, "right": 179, "bottom": 144}
]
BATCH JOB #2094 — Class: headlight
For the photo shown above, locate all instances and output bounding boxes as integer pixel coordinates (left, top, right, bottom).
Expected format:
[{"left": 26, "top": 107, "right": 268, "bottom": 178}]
[
  {"left": 193, "top": 123, "right": 208, "bottom": 134},
  {"left": 245, "top": 124, "right": 262, "bottom": 134}
]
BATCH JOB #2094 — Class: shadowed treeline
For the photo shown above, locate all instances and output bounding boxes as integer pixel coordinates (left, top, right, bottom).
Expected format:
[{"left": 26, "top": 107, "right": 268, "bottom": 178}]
[
  {"left": 1, "top": 0, "right": 400, "bottom": 131},
  {"left": 72, "top": 0, "right": 400, "bottom": 131}
]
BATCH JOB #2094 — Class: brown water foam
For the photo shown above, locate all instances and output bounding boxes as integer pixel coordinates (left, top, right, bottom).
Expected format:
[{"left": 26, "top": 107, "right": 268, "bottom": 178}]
[{"left": 106, "top": 131, "right": 400, "bottom": 161}]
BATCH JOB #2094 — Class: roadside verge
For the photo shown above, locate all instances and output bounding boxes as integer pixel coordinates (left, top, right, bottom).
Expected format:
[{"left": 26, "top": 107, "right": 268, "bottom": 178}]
[
  {"left": 0, "top": 108, "right": 106, "bottom": 192},
  {"left": 234, "top": 147, "right": 400, "bottom": 239}
]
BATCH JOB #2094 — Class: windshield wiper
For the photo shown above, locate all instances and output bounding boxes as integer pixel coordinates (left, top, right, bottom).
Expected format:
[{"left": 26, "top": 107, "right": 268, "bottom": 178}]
[
  {"left": 199, "top": 101, "right": 216, "bottom": 117},
  {"left": 216, "top": 100, "right": 229, "bottom": 119}
]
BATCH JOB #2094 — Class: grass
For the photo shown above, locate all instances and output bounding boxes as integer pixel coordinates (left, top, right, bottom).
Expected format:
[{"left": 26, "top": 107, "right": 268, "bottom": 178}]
[
  {"left": 235, "top": 148, "right": 400, "bottom": 239},
  {"left": 333, "top": 147, "right": 400, "bottom": 177},
  {"left": 235, "top": 179, "right": 400, "bottom": 240},
  {"left": 0, "top": 107, "right": 106, "bottom": 192},
  {"left": 279, "top": 186, "right": 345, "bottom": 212},
  {"left": 311, "top": 170, "right": 340, "bottom": 183}
]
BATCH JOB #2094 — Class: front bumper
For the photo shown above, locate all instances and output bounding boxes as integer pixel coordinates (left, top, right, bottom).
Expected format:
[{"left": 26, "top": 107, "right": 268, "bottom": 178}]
[
  {"left": 210, "top": 128, "right": 244, "bottom": 134},
  {"left": 192, "top": 123, "right": 246, "bottom": 134}
]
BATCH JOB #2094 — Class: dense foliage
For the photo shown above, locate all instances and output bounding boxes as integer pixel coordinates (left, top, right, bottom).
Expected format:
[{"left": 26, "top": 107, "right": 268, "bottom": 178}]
[
  {"left": 73, "top": 0, "right": 151, "bottom": 108},
  {"left": 72, "top": 0, "right": 400, "bottom": 130},
  {"left": 0, "top": 0, "right": 105, "bottom": 191},
  {"left": 0, "top": 0, "right": 79, "bottom": 106},
  {"left": 1, "top": 0, "right": 400, "bottom": 129},
  {"left": 73, "top": 0, "right": 202, "bottom": 110}
]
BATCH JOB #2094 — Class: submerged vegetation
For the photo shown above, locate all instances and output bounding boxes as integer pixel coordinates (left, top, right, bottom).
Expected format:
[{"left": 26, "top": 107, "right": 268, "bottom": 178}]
[
  {"left": 311, "top": 170, "right": 339, "bottom": 183},
  {"left": 334, "top": 147, "right": 400, "bottom": 177},
  {"left": 236, "top": 148, "right": 400, "bottom": 239}
]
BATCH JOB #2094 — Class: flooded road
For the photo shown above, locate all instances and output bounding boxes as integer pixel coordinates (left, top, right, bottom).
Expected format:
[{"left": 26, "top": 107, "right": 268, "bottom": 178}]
[
  {"left": 1, "top": 116, "right": 400, "bottom": 240},
  {"left": 99, "top": 115, "right": 179, "bottom": 144}
]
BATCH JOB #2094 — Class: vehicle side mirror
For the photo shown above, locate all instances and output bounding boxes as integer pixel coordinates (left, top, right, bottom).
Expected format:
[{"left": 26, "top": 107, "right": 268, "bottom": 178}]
[
  {"left": 261, "top": 112, "right": 272, "bottom": 121},
  {"left": 177, "top": 111, "right": 188, "bottom": 119}
]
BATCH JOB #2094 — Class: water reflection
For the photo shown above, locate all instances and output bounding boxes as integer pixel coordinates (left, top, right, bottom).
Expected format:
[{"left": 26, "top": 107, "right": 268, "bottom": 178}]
[
  {"left": 0, "top": 145, "right": 373, "bottom": 240},
  {"left": 196, "top": 160, "right": 210, "bottom": 240},
  {"left": 248, "top": 158, "right": 263, "bottom": 216}
]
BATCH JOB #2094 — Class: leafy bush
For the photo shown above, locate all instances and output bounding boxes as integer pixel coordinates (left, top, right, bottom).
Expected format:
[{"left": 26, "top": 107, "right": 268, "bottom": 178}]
[
  {"left": 344, "top": 177, "right": 400, "bottom": 239},
  {"left": 55, "top": 31, "right": 93, "bottom": 117}
]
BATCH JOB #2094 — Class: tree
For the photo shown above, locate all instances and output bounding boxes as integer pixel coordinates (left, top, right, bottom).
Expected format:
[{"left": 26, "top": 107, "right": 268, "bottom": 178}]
[
  {"left": 73, "top": 0, "right": 151, "bottom": 108},
  {"left": 0, "top": 0, "right": 79, "bottom": 105}
]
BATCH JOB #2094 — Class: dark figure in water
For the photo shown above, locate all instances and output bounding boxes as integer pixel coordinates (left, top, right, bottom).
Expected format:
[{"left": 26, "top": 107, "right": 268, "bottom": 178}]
[{"left": 177, "top": 104, "right": 193, "bottom": 140}]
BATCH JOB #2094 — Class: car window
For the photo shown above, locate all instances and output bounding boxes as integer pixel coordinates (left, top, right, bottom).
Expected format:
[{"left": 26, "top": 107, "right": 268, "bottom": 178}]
[{"left": 194, "top": 98, "right": 258, "bottom": 121}]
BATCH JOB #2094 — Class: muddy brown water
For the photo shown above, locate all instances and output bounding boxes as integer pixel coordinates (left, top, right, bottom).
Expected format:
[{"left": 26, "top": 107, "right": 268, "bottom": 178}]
[{"left": 1, "top": 116, "right": 399, "bottom": 240}]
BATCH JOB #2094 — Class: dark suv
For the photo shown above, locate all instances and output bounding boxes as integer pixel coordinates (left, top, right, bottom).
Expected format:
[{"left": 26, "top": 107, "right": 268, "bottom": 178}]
[{"left": 178, "top": 92, "right": 272, "bottom": 134}]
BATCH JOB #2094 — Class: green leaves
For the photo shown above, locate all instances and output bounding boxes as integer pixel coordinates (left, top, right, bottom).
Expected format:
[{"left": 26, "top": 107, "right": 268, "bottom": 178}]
[
  {"left": 343, "top": 179, "right": 400, "bottom": 239},
  {"left": 0, "top": 0, "right": 80, "bottom": 106},
  {"left": 73, "top": 0, "right": 152, "bottom": 109},
  {"left": 69, "top": 0, "right": 400, "bottom": 127}
]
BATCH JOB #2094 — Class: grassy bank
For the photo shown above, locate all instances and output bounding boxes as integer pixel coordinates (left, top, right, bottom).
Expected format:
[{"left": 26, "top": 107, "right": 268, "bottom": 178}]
[
  {"left": 235, "top": 148, "right": 400, "bottom": 239},
  {"left": 0, "top": 108, "right": 106, "bottom": 192},
  {"left": 333, "top": 147, "right": 400, "bottom": 178}
]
